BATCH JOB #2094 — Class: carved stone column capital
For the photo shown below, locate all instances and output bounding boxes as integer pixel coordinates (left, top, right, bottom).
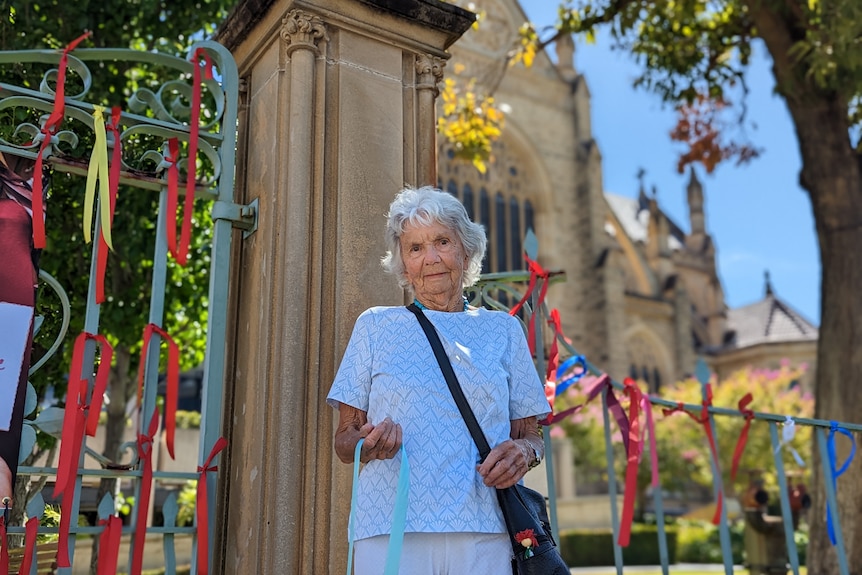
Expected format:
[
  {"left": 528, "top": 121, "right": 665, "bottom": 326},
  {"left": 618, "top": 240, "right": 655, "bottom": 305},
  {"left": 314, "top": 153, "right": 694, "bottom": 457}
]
[
  {"left": 281, "top": 10, "right": 328, "bottom": 56},
  {"left": 415, "top": 54, "right": 446, "bottom": 96}
]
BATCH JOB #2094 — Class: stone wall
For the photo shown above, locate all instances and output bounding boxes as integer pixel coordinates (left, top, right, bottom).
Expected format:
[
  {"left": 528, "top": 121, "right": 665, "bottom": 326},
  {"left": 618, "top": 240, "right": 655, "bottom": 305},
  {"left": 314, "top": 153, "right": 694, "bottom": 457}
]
[{"left": 217, "top": 1, "right": 472, "bottom": 572}]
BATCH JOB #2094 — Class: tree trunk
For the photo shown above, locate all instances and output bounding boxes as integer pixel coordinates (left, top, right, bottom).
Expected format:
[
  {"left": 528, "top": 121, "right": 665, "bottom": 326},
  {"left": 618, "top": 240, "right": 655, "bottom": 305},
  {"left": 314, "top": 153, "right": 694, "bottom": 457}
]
[
  {"left": 748, "top": 5, "right": 862, "bottom": 572},
  {"left": 805, "top": 150, "right": 862, "bottom": 575}
]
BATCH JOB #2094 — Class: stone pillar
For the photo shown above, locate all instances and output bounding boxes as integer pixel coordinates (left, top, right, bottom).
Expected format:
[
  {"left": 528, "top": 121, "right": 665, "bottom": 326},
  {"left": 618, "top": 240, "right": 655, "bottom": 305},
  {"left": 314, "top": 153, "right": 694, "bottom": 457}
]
[
  {"left": 555, "top": 438, "right": 576, "bottom": 499},
  {"left": 215, "top": 1, "right": 473, "bottom": 574},
  {"left": 415, "top": 54, "right": 445, "bottom": 187}
]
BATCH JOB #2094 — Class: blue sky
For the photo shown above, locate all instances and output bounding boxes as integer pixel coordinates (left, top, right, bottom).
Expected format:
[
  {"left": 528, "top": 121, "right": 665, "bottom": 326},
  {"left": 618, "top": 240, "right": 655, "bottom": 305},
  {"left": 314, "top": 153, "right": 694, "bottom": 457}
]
[{"left": 521, "top": 4, "right": 822, "bottom": 325}]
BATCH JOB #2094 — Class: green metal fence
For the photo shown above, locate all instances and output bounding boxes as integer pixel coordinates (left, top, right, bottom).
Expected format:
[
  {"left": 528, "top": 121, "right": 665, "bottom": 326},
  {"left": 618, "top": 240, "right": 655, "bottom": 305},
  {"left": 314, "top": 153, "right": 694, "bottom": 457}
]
[
  {"left": 0, "top": 42, "right": 249, "bottom": 573},
  {"left": 470, "top": 237, "right": 855, "bottom": 575}
]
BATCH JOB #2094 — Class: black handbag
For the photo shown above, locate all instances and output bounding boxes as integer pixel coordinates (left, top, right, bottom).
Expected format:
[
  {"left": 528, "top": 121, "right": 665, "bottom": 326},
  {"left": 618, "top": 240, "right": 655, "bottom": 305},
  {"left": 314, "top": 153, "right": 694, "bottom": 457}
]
[{"left": 407, "top": 304, "right": 570, "bottom": 575}]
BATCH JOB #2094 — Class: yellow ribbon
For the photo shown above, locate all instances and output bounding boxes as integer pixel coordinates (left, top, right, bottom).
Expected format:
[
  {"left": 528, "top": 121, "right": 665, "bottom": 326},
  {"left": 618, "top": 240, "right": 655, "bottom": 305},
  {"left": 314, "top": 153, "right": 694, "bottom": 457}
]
[{"left": 84, "top": 106, "right": 113, "bottom": 249}]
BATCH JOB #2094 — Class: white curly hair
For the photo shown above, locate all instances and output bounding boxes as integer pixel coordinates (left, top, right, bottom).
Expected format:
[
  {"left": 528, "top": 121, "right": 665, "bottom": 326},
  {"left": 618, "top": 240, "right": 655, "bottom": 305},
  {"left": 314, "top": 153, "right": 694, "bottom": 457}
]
[{"left": 381, "top": 186, "right": 487, "bottom": 290}]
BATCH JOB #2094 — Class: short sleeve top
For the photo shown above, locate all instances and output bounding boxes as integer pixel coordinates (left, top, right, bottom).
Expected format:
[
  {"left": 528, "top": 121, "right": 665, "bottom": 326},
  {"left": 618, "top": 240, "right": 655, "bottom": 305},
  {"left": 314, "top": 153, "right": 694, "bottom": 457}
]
[{"left": 327, "top": 306, "right": 549, "bottom": 540}]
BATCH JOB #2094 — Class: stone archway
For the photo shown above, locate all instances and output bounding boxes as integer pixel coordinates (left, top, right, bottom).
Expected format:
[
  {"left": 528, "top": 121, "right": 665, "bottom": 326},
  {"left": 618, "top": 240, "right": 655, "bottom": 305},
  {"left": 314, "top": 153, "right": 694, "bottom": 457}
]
[{"left": 624, "top": 324, "right": 675, "bottom": 392}]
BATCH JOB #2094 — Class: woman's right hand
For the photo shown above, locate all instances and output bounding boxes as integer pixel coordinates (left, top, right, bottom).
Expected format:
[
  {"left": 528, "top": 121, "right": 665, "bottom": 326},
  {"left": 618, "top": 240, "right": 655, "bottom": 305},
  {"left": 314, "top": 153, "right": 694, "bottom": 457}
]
[
  {"left": 357, "top": 416, "right": 402, "bottom": 463},
  {"left": 335, "top": 403, "right": 402, "bottom": 464}
]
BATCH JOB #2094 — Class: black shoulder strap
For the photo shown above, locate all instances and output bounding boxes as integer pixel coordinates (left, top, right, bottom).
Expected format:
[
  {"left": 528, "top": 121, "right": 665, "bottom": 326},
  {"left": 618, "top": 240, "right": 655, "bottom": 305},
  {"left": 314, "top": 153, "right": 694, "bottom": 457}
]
[{"left": 406, "top": 304, "right": 492, "bottom": 460}]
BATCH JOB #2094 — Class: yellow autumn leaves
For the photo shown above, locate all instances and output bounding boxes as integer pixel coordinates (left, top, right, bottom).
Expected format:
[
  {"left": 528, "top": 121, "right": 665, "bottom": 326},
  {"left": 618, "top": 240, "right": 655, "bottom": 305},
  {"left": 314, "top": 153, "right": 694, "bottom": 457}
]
[
  {"left": 436, "top": 65, "right": 505, "bottom": 174},
  {"left": 435, "top": 13, "right": 542, "bottom": 173}
]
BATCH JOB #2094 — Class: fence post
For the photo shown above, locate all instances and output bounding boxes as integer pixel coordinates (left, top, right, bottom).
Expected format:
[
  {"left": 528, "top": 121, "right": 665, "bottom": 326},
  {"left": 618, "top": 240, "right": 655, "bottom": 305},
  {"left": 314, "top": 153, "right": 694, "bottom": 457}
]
[
  {"left": 769, "top": 421, "right": 801, "bottom": 575},
  {"left": 695, "top": 359, "right": 734, "bottom": 574}
]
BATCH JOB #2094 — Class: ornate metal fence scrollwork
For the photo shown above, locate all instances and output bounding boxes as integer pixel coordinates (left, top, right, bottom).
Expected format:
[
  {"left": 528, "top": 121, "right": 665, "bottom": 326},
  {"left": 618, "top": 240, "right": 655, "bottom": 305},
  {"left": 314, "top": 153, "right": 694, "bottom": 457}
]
[{"left": 0, "top": 42, "right": 249, "bottom": 573}]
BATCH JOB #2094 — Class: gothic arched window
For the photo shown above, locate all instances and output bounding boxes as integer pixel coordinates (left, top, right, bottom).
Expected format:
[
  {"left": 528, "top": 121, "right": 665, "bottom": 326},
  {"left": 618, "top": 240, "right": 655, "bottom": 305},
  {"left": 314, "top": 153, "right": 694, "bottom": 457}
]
[
  {"left": 437, "top": 135, "right": 537, "bottom": 276},
  {"left": 626, "top": 332, "right": 668, "bottom": 394},
  {"left": 495, "top": 192, "right": 507, "bottom": 272},
  {"left": 462, "top": 183, "right": 475, "bottom": 222},
  {"left": 510, "top": 196, "right": 522, "bottom": 268},
  {"left": 446, "top": 179, "right": 458, "bottom": 198},
  {"left": 480, "top": 188, "right": 491, "bottom": 273}
]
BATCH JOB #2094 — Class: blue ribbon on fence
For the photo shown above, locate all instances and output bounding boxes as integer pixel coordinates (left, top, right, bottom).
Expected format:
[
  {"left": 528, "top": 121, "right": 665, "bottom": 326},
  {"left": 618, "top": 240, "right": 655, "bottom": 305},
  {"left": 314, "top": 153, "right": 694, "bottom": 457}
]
[
  {"left": 555, "top": 354, "right": 586, "bottom": 396},
  {"left": 826, "top": 421, "right": 856, "bottom": 546}
]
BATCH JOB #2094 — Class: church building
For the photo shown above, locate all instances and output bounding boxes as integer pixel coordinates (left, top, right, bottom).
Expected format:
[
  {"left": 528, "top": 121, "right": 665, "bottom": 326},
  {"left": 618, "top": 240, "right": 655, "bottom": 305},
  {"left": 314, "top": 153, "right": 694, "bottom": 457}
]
[
  {"left": 438, "top": 0, "right": 816, "bottom": 391},
  {"left": 438, "top": 0, "right": 818, "bottom": 525}
]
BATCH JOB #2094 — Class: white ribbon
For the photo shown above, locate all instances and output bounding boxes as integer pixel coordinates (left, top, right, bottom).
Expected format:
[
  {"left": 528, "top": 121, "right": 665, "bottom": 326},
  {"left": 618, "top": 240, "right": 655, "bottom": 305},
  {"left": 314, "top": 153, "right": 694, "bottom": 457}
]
[{"left": 774, "top": 415, "right": 805, "bottom": 467}]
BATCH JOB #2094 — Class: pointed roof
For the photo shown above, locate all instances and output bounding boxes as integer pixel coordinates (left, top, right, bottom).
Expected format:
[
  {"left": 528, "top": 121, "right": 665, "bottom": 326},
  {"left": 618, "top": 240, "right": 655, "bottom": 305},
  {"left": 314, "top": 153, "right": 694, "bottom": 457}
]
[
  {"left": 724, "top": 283, "right": 818, "bottom": 349},
  {"left": 687, "top": 165, "right": 702, "bottom": 192}
]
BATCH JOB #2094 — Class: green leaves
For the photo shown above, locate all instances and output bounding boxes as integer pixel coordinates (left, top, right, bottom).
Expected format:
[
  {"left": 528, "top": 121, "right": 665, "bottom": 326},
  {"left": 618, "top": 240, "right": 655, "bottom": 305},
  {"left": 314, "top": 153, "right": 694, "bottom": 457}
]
[
  {"left": 1, "top": 0, "right": 236, "bottom": 469},
  {"left": 546, "top": 0, "right": 860, "bottom": 140}
]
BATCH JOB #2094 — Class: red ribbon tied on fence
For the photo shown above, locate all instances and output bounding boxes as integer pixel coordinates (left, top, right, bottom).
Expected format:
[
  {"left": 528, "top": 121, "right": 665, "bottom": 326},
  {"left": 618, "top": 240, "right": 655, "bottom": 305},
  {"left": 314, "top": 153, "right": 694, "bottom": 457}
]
[
  {"left": 165, "top": 136, "right": 182, "bottom": 262},
  {"left": 662, "top": 385, "right": 724, "bottom": 525},
  {"left": 618, "top": 378, "right": 643, "bottom": 547},
  {"left": 137, "top": 323, "right": 180, "bottom": 459},
  {"left": 509, "top": 255, "right": 550, "bottom": 356},
  {"left": 130, "top": 409, "right": 159, "bottom": 575},
  {"left": 586, "top": 374, "right": 631, "bottom": 454},
  {"left": 95, "top": 106, "right": 123, "bottom": 304},
  {"left": 542, "top": 309, "right": 563, "bottom": 415},
  {"left": 167, "top": 48, "right": 213, "bottom": 266},
  {"left": 730, "top": 393, "right": 755, "bottom": 484},
  {"left": 17, "top": 516, "right": 39, "bottom": 575},
  {"left": 96, "top": 515, "right": 123, "bottom": 575},
  {"left": 196, "top": 437, "right": 228, "bottom": 575},
  {"left": 31, "top": 31, "right": 92, "bottom": 248},
  {"left": 55, "top": 332, "right": 113, "bottom": 568}
]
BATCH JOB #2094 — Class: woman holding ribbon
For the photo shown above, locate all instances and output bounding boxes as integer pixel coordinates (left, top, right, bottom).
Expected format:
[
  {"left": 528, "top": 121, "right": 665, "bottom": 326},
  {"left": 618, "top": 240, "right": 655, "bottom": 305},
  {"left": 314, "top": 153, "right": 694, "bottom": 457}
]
[{"left": 327, "top": 186, "right": 549, "bottom": 574}]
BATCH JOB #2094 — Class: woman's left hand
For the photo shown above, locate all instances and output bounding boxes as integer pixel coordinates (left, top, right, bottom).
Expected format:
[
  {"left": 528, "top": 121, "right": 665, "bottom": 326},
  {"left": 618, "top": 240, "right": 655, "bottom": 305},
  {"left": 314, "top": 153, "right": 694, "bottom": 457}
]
[{"left": 477, "top": 440, "right": 529, "bottom": 489}]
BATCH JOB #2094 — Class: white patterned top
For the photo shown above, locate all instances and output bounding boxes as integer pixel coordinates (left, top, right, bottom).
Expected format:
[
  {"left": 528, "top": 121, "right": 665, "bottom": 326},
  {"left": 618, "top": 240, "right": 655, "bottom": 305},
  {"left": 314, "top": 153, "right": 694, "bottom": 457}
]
[{"left": 327, "top": 306, "right": 549, "bottom": 540}]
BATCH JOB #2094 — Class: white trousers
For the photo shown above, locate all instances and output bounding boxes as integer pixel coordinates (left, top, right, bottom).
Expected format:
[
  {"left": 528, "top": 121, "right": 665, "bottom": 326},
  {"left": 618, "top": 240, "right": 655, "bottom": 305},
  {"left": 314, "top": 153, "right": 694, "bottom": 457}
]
[{"left": 354, "top": 532, "right": 512, "bottom": 575}]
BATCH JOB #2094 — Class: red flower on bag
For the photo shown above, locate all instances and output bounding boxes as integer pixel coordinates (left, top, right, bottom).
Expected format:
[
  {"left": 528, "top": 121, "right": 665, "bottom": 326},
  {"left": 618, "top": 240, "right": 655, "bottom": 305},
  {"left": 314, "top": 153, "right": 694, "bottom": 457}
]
[{"left": 515, "top": 529, "right": 537, "bottom": 558}]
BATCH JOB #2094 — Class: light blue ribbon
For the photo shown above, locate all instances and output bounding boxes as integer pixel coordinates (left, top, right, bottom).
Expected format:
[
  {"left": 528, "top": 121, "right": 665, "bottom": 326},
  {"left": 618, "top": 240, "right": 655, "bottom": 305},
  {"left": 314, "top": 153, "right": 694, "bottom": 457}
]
[
  {"left": 555, "top": 354, "right": 586, "bottom": 396},
  {"left": 346, "top": 438, "right": 410, "bottom": 575},
  {"left": 826, "top": 421, "right": 856, "bottom": 546}
]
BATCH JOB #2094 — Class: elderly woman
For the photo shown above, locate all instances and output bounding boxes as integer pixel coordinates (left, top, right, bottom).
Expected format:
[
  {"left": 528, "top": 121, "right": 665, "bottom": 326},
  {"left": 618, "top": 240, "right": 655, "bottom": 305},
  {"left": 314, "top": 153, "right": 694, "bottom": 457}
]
[{"left": 327, "top": 187, "right": 549, "bottom": 574}]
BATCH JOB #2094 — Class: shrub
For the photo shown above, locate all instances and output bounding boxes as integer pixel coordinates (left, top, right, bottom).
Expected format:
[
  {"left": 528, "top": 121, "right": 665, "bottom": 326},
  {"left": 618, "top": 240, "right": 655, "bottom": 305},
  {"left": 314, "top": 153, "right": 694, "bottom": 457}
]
[
  {"left": 676, "top": 519, "right": 744, "bottom": 564},
  {"left": 794, "top": 528, "right": 808, "bottom": 565},
  {"left": 559, "top": 524, "right": 677, "bottom": 566}
]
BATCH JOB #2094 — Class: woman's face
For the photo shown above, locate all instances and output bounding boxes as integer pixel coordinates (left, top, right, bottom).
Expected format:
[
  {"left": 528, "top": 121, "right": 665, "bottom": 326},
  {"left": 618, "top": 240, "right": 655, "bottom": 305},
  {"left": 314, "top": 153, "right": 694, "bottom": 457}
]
[{"left": 400, "top": 220, "right": 468, "bottom": 302}]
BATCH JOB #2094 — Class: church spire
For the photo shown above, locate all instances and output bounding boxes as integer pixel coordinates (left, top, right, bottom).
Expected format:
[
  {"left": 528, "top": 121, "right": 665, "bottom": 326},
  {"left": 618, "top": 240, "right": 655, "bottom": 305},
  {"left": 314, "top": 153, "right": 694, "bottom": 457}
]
[
  {"left": 637, "top": 167, "right": 648, "bottom": 209},
  {"left": 687, "top": 166, "right": 705, "bottom": 237},
  {"left": 554, "top": 33, "right": 576, "bottom": 81},
  {"left": 765, "top": 270, "right": 774, "bottom": 297}
]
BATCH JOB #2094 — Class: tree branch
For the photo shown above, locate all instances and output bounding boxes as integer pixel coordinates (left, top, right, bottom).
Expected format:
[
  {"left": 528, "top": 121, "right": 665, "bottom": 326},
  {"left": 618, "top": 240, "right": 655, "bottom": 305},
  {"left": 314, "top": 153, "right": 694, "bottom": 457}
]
[{"left": 537, "top": 0, "right": 639, "bottom": 52}]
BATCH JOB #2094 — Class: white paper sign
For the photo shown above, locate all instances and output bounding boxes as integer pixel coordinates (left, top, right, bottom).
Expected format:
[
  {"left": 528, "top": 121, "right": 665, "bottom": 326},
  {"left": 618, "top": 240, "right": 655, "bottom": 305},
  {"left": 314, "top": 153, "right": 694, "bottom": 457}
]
[{"left": 0, "top": 302, "right": 34, "bottom": 431}]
